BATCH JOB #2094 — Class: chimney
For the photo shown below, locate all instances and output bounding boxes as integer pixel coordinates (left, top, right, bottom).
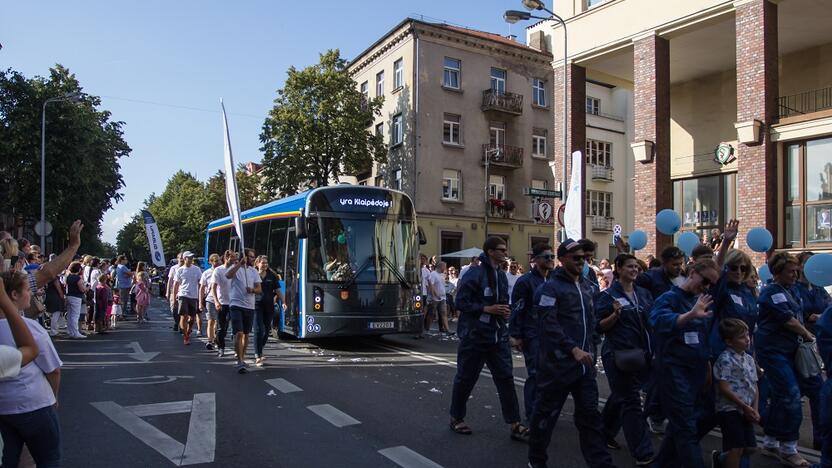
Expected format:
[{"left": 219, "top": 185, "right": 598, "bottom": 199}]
[
  {"left": 529, "top": 30, "right": 550, "bottom": 53},
  {"left": 506, "top": 34, "right": 517, "bottom": 42}
]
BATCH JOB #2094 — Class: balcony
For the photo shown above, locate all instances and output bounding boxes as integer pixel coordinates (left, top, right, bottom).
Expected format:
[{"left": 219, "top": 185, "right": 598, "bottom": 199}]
[
  {"left": 587, "top": 109, "right": 625, "bottom": 122},
  {"left": 590, "top": 165, "right": 614, "bottom": 182},
  {"left": 489, "top": 199, "right": 515, "bottom": 218},
  {"left": 481, "top": 89, "right": 523, "bottom": 115},
  {"left": 482, "top": 144, "right": 524, "bottom": 169},
  {"left": 590, "top": 216, "right": 614, "bottom": 232},
  {"left": 778, "top": 86, "right": 832, "bottom": 119}
]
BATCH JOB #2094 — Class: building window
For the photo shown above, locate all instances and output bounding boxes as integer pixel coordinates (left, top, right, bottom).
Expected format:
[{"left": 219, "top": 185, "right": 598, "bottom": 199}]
[
  {"left": 394, "top": 169, "right": 403, "bottom": 191},
  {"left": 587, "top": 190, "right": 613, "bottom": 218},
  {"left": 360, "top": 81, "right": 368, "bottom": 99},
  {"left": 586, "top": 96, "right": 600, "bottom": 115},
  {"left": 489, "top": 175, "right": 506, "bottom": 200},
  {"left": 673, "top": 174, "right": 737, "bottom": 240},
  {"left": 489, "top": 122, "right": 506, "bottom": 147},
  {"left": 375, "top": 122, "right": 384, "bottom": 144},
  {"left": 532, "top": 78, "right": 546, "bottom": 107},
  {"left": 392, "top": 113, "right": 403, "bottom": 146},
  {"left": 490, "top": 67, "right": 506, "bottom": 95},
  {"left": 376, "top": 70, "right": 384, "bottom": 97},
  {"left": 393, "top": 58, "right": 404, "bottom": 89},
  {"left": 443, "top": 57, "right": 460, "bottom": 89},
  {"left": 443, "top": 114, "right": 461, "bottom": 145},
  {"left": 784, "top": 137, "right": 832, "bottom": 247},
  {"left": 586, "top": 139, "right": 612, "bottom": 167},
  {"left": 587, "top": 0, "right": 608, "bottom": 7},
  {"left": 441, "top": 231, "right": 464, "bottom": 270},
  {"left": 374, "top": 175, "right": 385, "bottom": 187},
  {"left": 532, "top": 129, "right": 548, "bottom": 158},
  {"left": 442, "top": 169, "right": 460, "bottom": 201}
]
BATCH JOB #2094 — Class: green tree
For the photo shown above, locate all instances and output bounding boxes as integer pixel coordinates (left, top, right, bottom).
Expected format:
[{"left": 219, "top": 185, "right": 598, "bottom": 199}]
[
  {"left": 0, "top": 65, "right": 130, "bottom": 253},
  {"left": 203, "top": 165, "right": 268, "bottom": 222},
  {"left": 259, "top": 49, "right": 386, "bottom": 196}
]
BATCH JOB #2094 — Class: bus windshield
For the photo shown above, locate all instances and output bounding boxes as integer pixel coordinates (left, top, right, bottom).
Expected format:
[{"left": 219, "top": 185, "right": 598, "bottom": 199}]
[{"left": 306, "top": 216, "right": 419, "bottom": 285}]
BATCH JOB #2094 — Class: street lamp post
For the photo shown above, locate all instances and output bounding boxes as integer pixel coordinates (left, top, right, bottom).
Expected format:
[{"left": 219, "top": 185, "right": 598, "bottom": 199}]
[
  {"left": 505, "top": 1, "right": 568, "bottom": 240},
  {"left": 41, "top": 92, "right": 82, "bottom": 252}
]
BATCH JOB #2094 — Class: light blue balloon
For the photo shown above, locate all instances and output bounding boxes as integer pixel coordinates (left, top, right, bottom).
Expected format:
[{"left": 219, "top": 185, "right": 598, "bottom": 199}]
[
  {"left": 804, "top": 253, "right": 832, "bottom": 287},
  {"left": 629, "top": 230, "right": 648, "bottom": 251},
  {"left": 656, "top": 209, "right": 682, "bottom": 235},
  {"left": 746, "top": 227, "right": 773, "bottom": 253},
  {"left": 758, "top": 264, "right": 772, "bottom": 283},
  {"left": 677, "top": 231, "right": 701, "bottom": 257}
]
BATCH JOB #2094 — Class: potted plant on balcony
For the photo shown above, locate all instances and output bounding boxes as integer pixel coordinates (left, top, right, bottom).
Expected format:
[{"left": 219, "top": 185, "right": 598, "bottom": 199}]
[{"left": 502, "top": 199, "right": 515, "bottom": 218}]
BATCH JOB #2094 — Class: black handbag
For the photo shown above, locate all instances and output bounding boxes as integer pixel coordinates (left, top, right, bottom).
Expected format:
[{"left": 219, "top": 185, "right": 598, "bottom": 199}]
[{"left": 613, "top": 348, "right": 648, "bottom": 373}]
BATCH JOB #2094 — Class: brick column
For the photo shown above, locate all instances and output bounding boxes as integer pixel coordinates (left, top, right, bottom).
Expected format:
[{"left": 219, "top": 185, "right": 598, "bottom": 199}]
[
  {"left": 552, "top": 62, "right": 586, "bottom": 240},
  {"left": 632, "top": 34, "right": 671, "bottom": 258},
  {"left": 735, "top": 0, "right": 778, "bottom": 264}
]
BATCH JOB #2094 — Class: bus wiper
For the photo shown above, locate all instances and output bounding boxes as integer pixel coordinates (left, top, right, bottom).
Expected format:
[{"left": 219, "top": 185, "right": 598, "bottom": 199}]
[
  {"left": 378, "top": 254, "right": 412, "bottom": 290},
  {"left": 339, "top": 255, "right": 375, "bottom": 290}
]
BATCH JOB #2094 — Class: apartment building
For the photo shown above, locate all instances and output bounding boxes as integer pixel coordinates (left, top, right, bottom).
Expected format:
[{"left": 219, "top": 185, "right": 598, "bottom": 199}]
[
  {"left": 346, "top": 19, "right": 557, "bottom": 266},
  {"left": 527, "top": 0, "right": 832, "bottom": 262}
]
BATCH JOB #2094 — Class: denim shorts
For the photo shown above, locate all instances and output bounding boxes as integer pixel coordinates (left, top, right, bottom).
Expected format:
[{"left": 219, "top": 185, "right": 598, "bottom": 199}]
[
  {"left": 205, "top": 302, "right": 219, "bottom": 321},
  {"left": 230, "top": 306, "right": 254, "bottom": 335}
]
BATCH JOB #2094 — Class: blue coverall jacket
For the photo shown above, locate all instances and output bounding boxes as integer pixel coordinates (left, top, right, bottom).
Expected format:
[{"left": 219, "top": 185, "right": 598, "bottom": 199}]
[
  {"left": 756, "top": 283, "right": 804, "bottom": 358},
  {"left": 708, "top": 273, "right": 759, "bottom": 359},
  {"left": 649, "top": 286, "right": 710, "bottom": 369},
  {"left": 595, "top": 281, "right": 654, "bottom": 358},
  {"left": 455, "top": 253, "right": 510, "bottom": 344},
  {"left": 794, "top": 281, "right": 832, "bottom": 323},
  {"left": 636, "top": 267, "right": 679, "bottom": 303},
  {"left": 509, "top": 267, "right": 547, "bottom": 341}
]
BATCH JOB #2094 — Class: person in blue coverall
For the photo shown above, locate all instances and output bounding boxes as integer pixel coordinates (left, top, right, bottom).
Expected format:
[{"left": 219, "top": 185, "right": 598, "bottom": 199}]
[
  {"left": 448, "top": 236, "right": 529, "bottom": 441},
  {"left": 637, "top": 245, "right": 687, "bottom": 434},
  {"left": 527, "top": 239, "right": 616, "bottom": 468},
  {"left": 649, "top": 258, "right": 720, "bottom": 468},
  {"left": 509, "top": 242, "right": 555, "bottom": 423},
  {"left": 708, "top": 249, "right": 760, "bottom": 358},
  {"left": 756, "top": 252, "right": 816, "bottom": 467},
  {"left": 596, "top": 253, "right": 655, "bottom": 466},
  {"left": 814, "top": 305, "right": 832, "bottom": 467}
]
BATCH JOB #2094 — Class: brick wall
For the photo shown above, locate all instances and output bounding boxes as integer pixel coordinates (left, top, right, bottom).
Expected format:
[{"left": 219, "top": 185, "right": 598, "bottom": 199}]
[
  {"left": 736, "top": 0, "right": 778, "bottom": 265},
  {"left": 552, "top": 63, "right": 587, "bottom": 241},
  {"left": 632, "top": 34, "right": 671, "bottom": 258}
]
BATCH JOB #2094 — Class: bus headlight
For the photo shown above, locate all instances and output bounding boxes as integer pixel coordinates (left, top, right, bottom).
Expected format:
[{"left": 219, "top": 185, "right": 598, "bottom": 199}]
[
  {"left": 313, "top": 287, "right": 324, "bottom": 311},
  {"left": 413, "top": 294, "right": 423, "bottom": 311}
]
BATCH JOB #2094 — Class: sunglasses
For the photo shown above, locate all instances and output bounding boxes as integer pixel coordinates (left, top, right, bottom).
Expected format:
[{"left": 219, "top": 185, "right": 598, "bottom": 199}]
[
  {"left": 536, "top": 254, "right": 556, "bottom": 260},
  {"left": 493, "top": 248, "right": 508, "bottom": 253},
  {"left": 566, "top": 255, "right": 585, "bottom": 263},
  {"left": 727, "top": 264, "right": 748, "bottom": 273}
]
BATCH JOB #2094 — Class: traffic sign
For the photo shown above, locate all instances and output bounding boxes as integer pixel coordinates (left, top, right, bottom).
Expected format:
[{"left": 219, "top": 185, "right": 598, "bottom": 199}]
[
  {"left": 523, "top": 187, "right": 562, "bottom": 199},
  {"left": 538, "top": 202, "right": 553, "bottom": 223},
  {"left": 34, "top": 220, "right": 52, "bottom": 237}
]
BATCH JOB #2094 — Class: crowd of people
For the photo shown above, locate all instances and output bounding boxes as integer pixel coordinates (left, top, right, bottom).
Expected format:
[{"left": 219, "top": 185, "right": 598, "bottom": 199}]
[{"left": 441, "top": 220, "right": 832, "bottom": 468}]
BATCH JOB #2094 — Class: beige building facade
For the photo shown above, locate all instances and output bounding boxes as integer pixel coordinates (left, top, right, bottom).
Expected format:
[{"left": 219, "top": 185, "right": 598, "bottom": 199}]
[
  {"left": 346, "top": 19, "right": 560, "bottom": 266},
  {"left": 527, "top": 0, "right": 832, "bottom": 262}
]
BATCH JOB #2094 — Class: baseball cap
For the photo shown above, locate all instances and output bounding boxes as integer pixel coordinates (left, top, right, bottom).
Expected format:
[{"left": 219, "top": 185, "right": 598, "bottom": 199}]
[
  {"left": 182, "top": 251, "right": 195, "bottom": 258},
  {"left": 0, "top": 345, "right": 22, "bottom": 379},
  {"left": 557, "top": 238, "right": 583, "bottom": 258}
]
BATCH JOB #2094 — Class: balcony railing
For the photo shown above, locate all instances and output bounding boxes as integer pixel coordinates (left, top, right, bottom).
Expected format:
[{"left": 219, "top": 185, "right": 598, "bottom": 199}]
[
  {"left": 778, "top": 87, "right": 832, "bottom": 119},
  {"left": 482, "top": 144, "right": 524, "bottom": 168},
  {"left": 489, "top": 198, "right": 515, "bottom": 218},
  {"left": 590, "top": 216, "right": 615, "bottom": 232},
  {"left": 481, "top": 89, "right": 523, "bottom": 115},
  {"left": 587, "top": 109, "right": 625, "bottom": 121},
  {"left": 591, "top": 165, "right": 614, "bottom": 182}
]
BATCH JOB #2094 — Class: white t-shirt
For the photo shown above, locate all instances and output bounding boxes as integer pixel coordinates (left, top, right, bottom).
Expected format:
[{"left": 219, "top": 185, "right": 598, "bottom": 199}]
[
  {"left": 420, "top": 266, "right": 431, "bottom": 296},
  {"left": 428, "top": 271, "right": 446, "bottom": 302},
  {"left": 0, "top": 317, "right": 61, "bottom": 414},
  {"left": 174, "top": 265, "right": 202, "bottom": 299},
  {"left": 0, "top": 345, "right": 22, "bottom": 379},
  {"left": 507, "top": 273, "right": 521, "bottom": 303},
  {"left": 167, "top": 264, "right": 180, "bottom": 288},
  {"left": 228, "top": 265, "right": 261, "bottom": 310},
  {"left": 211, "top": 265, "right": 231, "bottom": 306},
  {"left": 200, "top": 267, "right": 215, "bottom": 303}
]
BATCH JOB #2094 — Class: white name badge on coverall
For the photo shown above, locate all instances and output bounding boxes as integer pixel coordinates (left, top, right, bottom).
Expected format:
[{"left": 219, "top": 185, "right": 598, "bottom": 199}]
[
  {"left": 484, "top": 287, "right": 493, "bottom": 297},
  {"left": 684, "top": 331, "right": 700, "bottom": 345}
]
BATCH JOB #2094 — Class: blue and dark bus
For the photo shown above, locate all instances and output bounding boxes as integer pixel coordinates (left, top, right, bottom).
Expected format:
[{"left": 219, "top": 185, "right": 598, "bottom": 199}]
[{"left": 204, "top": 185, "right": 426, "bottom": 339}]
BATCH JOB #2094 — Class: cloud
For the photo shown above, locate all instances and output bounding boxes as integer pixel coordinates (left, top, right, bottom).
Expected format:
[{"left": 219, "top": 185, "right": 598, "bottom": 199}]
[{"left": 110, "top": 211, "right": 137, "bottom": 227}]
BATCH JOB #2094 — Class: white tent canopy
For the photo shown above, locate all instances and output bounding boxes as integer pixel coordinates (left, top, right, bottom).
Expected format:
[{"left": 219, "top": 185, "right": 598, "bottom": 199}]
[{"left": 440, "top": 247, "right": 483, "bottom": 258}]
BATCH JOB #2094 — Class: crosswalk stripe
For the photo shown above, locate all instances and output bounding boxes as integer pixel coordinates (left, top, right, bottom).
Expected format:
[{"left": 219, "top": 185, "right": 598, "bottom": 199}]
[
  {"left": 307, "top": 404, "right": 361, "bottom": 428},
  {"left": 265, "top": 378, "right": 303, "bottom": 394},
  {"left": 379, "top": 446, "right": 443, "bottom": 468}
]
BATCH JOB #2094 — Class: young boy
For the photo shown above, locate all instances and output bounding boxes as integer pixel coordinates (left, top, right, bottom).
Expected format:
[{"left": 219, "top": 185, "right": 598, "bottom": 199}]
[{"left": 712, "top": 318, "right": 759, "bottom": 468}]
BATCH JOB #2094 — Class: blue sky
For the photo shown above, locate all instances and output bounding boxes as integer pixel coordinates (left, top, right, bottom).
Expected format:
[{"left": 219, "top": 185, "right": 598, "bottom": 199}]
[{"left": 1, "top": 0, "right": 532, "bottom": 244}]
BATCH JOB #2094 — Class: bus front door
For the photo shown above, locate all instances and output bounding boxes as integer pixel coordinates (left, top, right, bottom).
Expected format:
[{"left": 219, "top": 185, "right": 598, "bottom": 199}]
[{"left": 282, "top": 228, "right": 299, "bottom": 336}]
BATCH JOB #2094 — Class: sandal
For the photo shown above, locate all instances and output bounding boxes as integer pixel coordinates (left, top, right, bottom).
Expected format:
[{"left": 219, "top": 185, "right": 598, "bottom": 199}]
[
  {"left": 510, "top": 423, "right": 530, "bottom": 442},
  {"left": 778, "top": 452, "right": 811, "bottom": 467},
  {"left": 449, "top": 419, "right": 472, "bottom": 435}
]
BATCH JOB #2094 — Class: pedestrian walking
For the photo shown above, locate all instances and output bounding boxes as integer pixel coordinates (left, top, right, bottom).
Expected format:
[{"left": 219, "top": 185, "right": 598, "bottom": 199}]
[
  {"left": 427, "top": 262, "right": 450, "bottom": 334},
  {"left": 448, "top": 237, "right": 528, "bottom": 442},
  {"left": 64, "top": 262, "right": 86, "bottom": 339},
  {"left": 253, "top": 255, "right": 283, "bottom": 367},
  {"left": 92, "top": 273, "right": 112, "bottom": 334},
  {"left": 708, "top": 248, "right": 758, "bottom": 359},
  {"left": 172, "top": 252, "right": 202, "bottom": 345},
  {"left": 596, "top": 253, "right": 655, "bottom": 466},
  {"left": 649, "top": 259, "right": 720, "bottom": 468},
  {"left": 200, "top": 254, "right": 221, "bottom": 351},
  {"left": 527, "top": 239, "right": 615, "bottom": 468},
  {"left": 225, "top": 248, "right": 261, "bottom": 374},
  {"left": 114, "top": 255, "right": 133, "bottom": 317},
  {"left": 45, "top": 276, "right": 65, "bottom": 337},
  {"left": 133, "top": 271, "right": 150, "bottom": 323},
  {"left": 813, "top": 304, "right": 832, "bottom": 467},
  {"left": 167, "top": 253, "right": 184, "bottom": 331},
  {"left": 509, "top": 242, "right": 554, "bottom": 423},
  {"left": 211, "top": 251, "right": 235, "bottom": 357}
]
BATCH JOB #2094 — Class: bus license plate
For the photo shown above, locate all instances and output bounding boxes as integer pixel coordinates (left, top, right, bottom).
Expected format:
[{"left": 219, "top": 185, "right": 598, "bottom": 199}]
[{"left": 368, "top": 321, "right": 394, "bottom": 330}]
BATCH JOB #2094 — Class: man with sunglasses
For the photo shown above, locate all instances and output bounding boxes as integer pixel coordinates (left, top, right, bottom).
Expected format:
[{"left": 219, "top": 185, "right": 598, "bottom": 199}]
[
  {"left": 649, "top": 259, "right": 720, "bottom": 468},
  {"left": 527, "top": 239, "right": 615, "bottom": 468},
  {"left": 449, "top": 236, "right": 528, "bottom": 442},
  {"left": 509, "top": 243, "right": 555, "bottom": 423},
  {"left": 225, "top": 248, "right": 261, "bottom": 374}
]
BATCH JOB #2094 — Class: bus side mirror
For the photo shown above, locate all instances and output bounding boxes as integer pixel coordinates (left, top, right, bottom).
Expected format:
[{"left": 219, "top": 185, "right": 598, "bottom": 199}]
[
  {"left": 295, "top": 212, "right": 308, "bottom": 239},
  {"left": 417, "top": 226, "right": 427, "bottom": 246}
]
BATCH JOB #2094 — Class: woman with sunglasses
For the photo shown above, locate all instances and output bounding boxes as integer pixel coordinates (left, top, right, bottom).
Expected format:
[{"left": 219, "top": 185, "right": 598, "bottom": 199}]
[
  {"left": 595, "top": 253, "right": 655, "bottom": 466},
  {"left": 707, "top": 249, "right": 759, "bottom": 359},
  {"left": 755, "top": 252, "right": 816, "bottom": 467}
]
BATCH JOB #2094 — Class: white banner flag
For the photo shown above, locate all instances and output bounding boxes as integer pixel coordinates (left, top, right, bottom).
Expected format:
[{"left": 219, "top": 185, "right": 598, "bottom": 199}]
[
  {"left": 141, "top": 210, "right": 166, "bottom": 267},
  {"left": 563, "top": 150, "right": 583, "bottom": 240},
  {"left": 221, "top": 100, "right": 245, "bottom": 251}
]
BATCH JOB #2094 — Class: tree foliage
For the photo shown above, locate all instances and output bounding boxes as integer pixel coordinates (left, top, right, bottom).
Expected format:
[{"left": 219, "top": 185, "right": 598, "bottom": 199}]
[
  {"left": 259, "top": 49, "right": 387, "bottom": 196},
  {"left": 0, "top": 65, "right": 130, "bottom": 253}
]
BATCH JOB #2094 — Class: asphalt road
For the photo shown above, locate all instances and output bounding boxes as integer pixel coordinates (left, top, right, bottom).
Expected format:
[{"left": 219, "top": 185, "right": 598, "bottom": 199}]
[{"left": 52, "top": 298, "right": 820, "bottom": 468}]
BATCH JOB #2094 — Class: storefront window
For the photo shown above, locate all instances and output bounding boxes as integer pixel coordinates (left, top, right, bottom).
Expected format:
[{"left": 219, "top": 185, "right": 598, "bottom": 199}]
[
  {"left": 673, "top": 174, "right": 736, "bottom": 240},
  {"left": 785, "top": 136, "right": 832, "bottom": 247}
]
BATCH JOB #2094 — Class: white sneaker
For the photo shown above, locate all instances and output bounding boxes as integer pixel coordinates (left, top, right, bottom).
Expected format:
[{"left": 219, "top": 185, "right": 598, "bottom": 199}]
[{"left": 72, "top": 334, "right": 87, "bottom": 339}]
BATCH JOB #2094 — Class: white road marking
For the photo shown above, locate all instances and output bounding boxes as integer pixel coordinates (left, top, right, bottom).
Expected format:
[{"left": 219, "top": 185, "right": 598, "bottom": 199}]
[
  {"left": 265, "top": 378, "right": 303, "bottom": 394},
  {"left": 61, "top": 341, "right": 158, "bottom": 361},
  {"left": 307, "top": 404, "right": 361, "bottom": 428},
  {"left": 91, "top": 393, "right": 216, "bottom": 466},
  {"left": 104, "top": 375, "right": 194, "bottom": 385},
  {"left": 379, "top": 446, "right": 443, "bottom": 468}
]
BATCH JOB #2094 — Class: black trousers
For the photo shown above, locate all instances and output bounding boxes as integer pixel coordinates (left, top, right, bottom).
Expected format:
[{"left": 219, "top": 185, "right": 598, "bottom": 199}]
[{"left": 216, "top": 304, "right": 230, "bottom": 349}]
